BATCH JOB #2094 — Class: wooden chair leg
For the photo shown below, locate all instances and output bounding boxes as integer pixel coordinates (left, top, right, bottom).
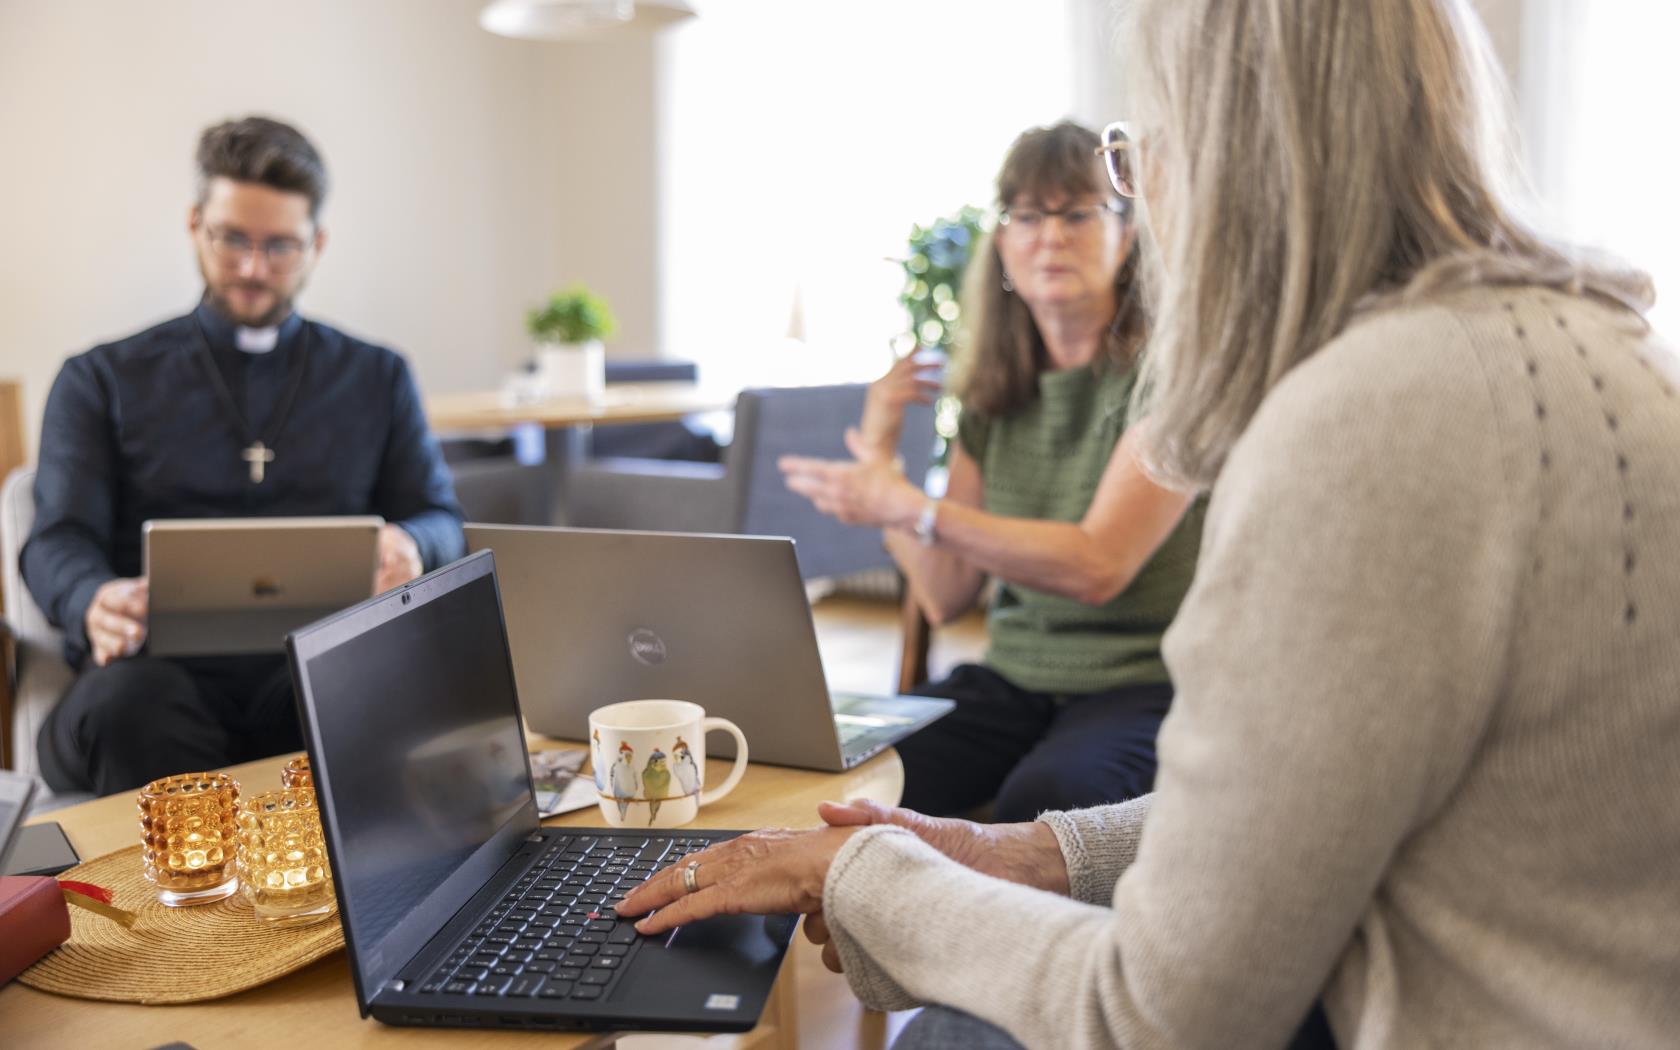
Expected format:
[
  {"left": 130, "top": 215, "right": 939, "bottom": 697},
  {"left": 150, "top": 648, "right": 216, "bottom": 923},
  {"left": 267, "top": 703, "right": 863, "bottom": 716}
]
[
  {"left": 896, "top": 579, "right": 931, "bottom": 695},
  {"left": 738, "top": 940, "right": 799, "bottom": 1050}
]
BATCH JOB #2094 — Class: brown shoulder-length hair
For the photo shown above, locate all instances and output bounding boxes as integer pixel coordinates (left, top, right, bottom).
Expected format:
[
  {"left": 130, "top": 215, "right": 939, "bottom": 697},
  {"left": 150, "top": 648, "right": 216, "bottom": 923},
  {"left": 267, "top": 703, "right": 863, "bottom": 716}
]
[{"left": 954, "top": 121, "right": 1146, "bottom": 420}]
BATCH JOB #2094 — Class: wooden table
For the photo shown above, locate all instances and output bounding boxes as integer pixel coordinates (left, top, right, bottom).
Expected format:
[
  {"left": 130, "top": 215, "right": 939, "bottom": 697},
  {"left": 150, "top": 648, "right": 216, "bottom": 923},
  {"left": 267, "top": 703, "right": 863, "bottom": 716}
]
[
  {"left": 426, "top": 384, "right": 733, "bottom": 433},
  {"left": 427, "top": 384, "right": 736, "bottom": 525},
  {"left": 3, "top": 741, "right": 902, "bottom": 1050}
]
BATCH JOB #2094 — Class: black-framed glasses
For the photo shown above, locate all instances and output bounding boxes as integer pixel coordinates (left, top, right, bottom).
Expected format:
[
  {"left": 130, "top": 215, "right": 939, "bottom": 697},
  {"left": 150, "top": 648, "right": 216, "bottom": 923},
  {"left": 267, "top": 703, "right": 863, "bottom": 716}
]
[
  {"left": 996, "top": 198, "right": 1125, "bottom": 236},
  {"left": 203, "top": 226, "right": 311, "bottom": 273},
  {"left": 1096, "top": 121, "right": 1139, "bottom": 199}
]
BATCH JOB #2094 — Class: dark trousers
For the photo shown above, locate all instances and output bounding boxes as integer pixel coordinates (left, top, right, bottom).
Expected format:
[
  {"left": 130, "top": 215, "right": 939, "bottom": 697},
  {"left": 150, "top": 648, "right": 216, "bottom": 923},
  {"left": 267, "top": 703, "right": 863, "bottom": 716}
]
[
  {"left": 896, "top": 663, "right": 1172, "bottom": 822},
  {"left": 894, "top": 1004, "right": 1337, "bottom": 1049},
  {"left": 39, "top": 654, "right": 300, "bottom": 797}
]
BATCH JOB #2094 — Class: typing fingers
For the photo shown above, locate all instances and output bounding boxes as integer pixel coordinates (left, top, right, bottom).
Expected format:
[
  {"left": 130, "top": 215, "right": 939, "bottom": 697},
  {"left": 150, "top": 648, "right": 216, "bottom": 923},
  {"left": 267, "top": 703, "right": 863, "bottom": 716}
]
[{"left": 617, "top": 839, "right": 742, "bottom": 918}]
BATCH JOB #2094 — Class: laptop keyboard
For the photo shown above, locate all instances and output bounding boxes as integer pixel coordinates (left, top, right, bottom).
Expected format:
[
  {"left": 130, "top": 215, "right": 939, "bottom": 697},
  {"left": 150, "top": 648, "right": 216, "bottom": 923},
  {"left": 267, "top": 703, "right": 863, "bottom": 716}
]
[
  {"left": 415, "top": 835, "right": 713, "bottom": 1003},
  {"left": 835, "top": 721, "right": 874, "bottom": 746}
]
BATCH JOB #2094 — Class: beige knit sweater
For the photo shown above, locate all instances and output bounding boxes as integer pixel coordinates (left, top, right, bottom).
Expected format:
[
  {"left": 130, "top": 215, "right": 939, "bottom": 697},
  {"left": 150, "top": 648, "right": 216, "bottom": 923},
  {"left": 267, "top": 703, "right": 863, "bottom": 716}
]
[{"left": 822, "top": 285, "right": 1680, "bottom": 1049}]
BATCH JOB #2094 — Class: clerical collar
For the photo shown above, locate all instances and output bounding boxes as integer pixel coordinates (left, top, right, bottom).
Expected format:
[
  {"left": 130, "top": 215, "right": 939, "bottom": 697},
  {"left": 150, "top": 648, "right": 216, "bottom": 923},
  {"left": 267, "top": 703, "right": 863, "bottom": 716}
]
[
  {"left": 236, "top": 326, "right": 279, "bottom": 354},
  {"left": 193, "top": 300, "right": 304, "bottom": 356}
]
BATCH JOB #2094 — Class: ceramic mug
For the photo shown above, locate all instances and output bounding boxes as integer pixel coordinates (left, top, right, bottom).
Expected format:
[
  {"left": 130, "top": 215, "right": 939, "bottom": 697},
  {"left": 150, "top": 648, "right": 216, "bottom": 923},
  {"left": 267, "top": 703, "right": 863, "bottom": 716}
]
[{"left": 588, "top": 699, "right": 748, "bottom": 829}]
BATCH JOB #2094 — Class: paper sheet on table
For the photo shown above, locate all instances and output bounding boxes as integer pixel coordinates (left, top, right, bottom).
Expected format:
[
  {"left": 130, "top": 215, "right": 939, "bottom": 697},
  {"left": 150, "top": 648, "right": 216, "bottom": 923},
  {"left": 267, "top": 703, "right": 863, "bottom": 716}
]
[{"left": 530, "top": 749, "right": 598, "bottom": 818}]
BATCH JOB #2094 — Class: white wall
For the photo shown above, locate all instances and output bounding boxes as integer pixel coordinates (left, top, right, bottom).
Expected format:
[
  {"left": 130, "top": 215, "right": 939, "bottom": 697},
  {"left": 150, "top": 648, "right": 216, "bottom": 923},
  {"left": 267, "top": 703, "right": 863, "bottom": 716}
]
[
  {"left": 0, "top": 0, "right": 1559, "bottom": 461},
  {"left": 0, "top": 0, "right": 634, "bottom": 458}
]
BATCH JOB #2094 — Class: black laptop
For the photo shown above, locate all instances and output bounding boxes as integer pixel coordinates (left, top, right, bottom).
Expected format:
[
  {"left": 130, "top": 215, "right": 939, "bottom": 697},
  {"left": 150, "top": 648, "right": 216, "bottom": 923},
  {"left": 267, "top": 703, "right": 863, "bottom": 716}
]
[{"left": 286, "top": 550, "right": 796, "bottom": 1033}]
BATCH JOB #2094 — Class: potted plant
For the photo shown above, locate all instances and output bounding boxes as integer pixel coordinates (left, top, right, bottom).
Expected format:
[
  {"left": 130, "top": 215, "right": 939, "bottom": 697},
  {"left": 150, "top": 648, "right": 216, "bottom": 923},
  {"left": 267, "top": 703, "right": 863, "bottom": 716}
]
[
  {"left": 526, "top": 285, "right": 617, "bottom": 402},
  {"left": 896, "top": 205, "right": 987, "bottom": 458}
]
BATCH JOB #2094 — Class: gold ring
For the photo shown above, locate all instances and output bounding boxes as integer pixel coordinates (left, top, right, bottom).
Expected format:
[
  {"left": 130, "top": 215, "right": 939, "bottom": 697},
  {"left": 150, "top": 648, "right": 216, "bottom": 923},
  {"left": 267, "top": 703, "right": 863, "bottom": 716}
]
[{"left": 682, "top": 860, "right": 701, "bottom": 894}]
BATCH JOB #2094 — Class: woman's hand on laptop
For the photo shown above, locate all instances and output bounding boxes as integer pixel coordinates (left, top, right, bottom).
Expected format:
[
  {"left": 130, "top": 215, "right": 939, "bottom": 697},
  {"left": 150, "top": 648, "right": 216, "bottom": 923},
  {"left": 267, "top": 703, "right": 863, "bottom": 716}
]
[
  {"left": 795, "top": 801, "right": 1072, "bottom": 973},
  {"left": 816, "top": 799, "right": 1070, "bottom": 897},
  {"left": 374, "top": 524, "right": 423, "bottom": 594},
  {"left": 615, "top": 825, "right": 862, "bottom": 936},
  {"left": 84, "top": 577, "right": 148, "bottom": 666},
  {"left": 614, "top": 800, "right": 1072, "bottom": 947}
]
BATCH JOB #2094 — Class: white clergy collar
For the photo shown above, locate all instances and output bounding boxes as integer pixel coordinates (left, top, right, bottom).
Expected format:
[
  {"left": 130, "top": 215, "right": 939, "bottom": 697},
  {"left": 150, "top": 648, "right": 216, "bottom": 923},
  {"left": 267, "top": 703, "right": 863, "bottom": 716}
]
[{"left": 235, "top": 326, "right": 280, "bottom": 354}]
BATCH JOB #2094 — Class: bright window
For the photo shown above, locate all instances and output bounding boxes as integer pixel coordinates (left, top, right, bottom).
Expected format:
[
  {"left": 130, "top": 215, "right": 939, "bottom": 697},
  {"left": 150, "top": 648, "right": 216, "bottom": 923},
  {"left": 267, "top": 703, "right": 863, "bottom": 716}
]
[
  {"left": 657, "top": 1, "right": 1078, "bottom": 392},
  {"left": 1530, "top": 1, "right": 1680, "bottom": 332}
]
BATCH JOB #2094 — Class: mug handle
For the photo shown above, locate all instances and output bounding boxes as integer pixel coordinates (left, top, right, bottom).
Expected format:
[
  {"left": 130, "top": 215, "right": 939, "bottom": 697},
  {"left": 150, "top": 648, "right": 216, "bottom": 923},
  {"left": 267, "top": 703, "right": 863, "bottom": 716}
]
[{"left": 698, "top": 716, "right": 749, "bottom": 807}]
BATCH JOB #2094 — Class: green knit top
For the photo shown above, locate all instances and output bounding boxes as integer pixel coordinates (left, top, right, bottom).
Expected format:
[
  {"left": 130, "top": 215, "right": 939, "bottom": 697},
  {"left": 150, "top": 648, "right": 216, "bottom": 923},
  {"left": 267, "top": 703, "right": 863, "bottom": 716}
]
[{"left": 956, "top": 361, "right": 1205, "bottom": 695}]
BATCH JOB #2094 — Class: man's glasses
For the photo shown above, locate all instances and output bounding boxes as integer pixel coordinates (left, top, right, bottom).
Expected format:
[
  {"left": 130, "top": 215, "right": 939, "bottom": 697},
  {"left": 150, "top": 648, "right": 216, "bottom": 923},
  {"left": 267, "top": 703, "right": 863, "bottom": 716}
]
[
  {"left": 1096, "top": 121, "right": 1139, "bottom": 199},
  {"left": 203, "top": 227, "right": 311, "bottom": 273},
  {"left": 996, "top": 198, "right": 1125, "bottom": 237}
]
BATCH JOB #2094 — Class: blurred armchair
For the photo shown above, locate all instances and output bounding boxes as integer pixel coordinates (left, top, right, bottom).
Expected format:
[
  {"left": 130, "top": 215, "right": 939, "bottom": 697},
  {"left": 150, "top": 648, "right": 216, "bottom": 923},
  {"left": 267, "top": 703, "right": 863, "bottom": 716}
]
[
  {"left": 568, "top": 384, "right": 937, "bottom": 580},
  {"left": 1, "top": 468, "right": 81, "bottom": 802}
]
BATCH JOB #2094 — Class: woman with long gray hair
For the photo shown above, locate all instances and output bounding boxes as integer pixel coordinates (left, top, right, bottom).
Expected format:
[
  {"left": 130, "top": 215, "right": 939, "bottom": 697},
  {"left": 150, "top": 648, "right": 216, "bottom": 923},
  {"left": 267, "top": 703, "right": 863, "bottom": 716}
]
[{"left": 619, "top": 1, "right": 1680, "bottom": 1047}]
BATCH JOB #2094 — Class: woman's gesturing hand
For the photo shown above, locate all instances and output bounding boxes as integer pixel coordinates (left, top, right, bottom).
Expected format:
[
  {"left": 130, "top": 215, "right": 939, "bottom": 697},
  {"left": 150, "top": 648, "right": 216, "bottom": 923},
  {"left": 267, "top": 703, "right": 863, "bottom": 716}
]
[
  {"left": 779, "top": 436, "right": 926, "bottom": 529},
  {"left": 855, "top": 351, "right": 944, "bottom": 463}
]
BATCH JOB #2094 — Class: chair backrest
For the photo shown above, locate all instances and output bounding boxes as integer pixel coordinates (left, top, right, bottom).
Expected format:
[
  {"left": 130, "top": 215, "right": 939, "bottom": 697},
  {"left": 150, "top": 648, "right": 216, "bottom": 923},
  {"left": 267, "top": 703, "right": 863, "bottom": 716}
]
[
  {"left": 729, "top": 384, "right": 936, "bottom": 580},
  {"left": 1, "top": 467, "right": 75, "bottom": 777}
]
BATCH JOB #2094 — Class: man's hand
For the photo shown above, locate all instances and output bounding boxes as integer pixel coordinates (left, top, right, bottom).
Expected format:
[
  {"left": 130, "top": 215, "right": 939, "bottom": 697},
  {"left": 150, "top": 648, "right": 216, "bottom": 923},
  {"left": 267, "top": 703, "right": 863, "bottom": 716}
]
[
  {"left": 84, "top": 577, "right": 148, "bottom": 667},
  {"left": 374, "top": 524, "right": 423, "bottom": 593}
]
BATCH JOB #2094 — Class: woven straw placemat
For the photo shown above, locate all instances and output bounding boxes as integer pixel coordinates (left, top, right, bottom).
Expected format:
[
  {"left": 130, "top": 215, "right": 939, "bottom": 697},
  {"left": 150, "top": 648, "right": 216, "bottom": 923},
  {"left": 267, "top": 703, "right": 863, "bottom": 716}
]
[{"left": 18, "top": 844, "right": 343, "bottom": 1004}]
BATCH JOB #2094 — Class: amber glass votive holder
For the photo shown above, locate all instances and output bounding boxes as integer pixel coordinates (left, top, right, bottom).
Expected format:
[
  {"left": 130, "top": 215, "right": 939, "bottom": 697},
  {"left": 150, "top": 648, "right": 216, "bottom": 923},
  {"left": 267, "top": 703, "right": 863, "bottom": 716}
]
[
  {"left": 237, "top": 787, "right": 336, "bottom": 927},
  {"left": 137, "top": 772, "right": 242, "bottom": 906},
  {"left": 281, "top": 754, "right": 313, "bottom": 790}
]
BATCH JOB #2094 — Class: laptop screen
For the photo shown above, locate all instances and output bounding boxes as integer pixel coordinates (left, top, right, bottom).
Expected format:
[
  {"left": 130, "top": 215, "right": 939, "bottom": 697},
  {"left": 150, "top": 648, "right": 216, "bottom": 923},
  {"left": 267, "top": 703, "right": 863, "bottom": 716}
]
[{"left": 290, "top": 552, "right": 537, "bottom": 1004}]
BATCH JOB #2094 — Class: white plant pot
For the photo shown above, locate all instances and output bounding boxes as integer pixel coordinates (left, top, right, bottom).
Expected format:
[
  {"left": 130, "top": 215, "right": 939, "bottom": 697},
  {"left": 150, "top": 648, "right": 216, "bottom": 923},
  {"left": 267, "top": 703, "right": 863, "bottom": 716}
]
[{"left": 535, "top": 340, "right": 605, "bottom": 402}]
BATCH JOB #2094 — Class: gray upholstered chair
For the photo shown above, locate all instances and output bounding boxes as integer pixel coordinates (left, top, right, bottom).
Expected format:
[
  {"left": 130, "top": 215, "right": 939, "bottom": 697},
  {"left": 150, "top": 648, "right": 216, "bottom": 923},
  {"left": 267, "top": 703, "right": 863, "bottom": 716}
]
[
  {"left": 1, "top": 468, "right": 84, "bottom": 804},
  {"left": 567, "top": 384, "right": 937, "bottom": 580}
]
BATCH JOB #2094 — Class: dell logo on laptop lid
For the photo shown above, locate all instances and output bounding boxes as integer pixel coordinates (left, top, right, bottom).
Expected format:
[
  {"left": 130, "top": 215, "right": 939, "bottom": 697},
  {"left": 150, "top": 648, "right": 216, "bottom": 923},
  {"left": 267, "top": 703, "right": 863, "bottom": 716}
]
[{"left": 627, "top": 627, "right": 667, "bottom": 666}]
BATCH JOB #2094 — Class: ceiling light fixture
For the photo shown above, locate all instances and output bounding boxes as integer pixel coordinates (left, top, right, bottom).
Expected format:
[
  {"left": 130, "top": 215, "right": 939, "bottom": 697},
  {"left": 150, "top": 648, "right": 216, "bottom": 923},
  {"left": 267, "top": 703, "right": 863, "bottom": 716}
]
[{"left": 479, "top": 0, "right": 696, "bottom": 40}]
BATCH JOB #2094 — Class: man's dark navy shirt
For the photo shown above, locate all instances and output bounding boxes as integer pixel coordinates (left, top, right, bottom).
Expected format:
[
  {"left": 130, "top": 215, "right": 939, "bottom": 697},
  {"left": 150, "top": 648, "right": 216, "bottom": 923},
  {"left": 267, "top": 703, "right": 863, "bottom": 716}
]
[{"left": 22, "top": 302, "right": 465, "bottom": 665}]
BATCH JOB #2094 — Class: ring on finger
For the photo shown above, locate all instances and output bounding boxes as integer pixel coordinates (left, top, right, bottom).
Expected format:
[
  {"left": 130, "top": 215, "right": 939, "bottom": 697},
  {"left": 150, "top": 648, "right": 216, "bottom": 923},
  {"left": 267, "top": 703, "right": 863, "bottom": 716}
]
[{"left": 682, "top": 860, "right": 701, "bottom": 895}]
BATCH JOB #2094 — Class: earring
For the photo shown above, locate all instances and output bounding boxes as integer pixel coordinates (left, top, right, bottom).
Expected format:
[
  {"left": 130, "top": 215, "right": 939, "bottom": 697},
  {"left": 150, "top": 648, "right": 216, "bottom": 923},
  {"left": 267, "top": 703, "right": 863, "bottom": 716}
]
[{"left": 1001, "top": 272, "right": 1014, "bottom": 293}]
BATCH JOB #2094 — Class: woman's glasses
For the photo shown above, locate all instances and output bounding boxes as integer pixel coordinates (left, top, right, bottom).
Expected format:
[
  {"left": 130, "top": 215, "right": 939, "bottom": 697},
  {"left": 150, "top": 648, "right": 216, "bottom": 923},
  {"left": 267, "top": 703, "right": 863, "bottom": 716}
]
[
  {"left": 1096, "top": 121, "right": 1138, "bottom": 199},
  {"left": 996, "top": 199, "right": 1124, "bottom": 238}
]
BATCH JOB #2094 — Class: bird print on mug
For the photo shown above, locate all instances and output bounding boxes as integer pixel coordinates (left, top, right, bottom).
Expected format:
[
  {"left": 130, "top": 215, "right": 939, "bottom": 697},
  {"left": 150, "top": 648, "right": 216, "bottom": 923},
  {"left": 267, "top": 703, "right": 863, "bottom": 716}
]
[
  {"left": 609, "top": 741, "right": 639, "bottom": 821},
  {"left": 591, "top": 728, "right": 606, "bottom": 793},
  {"left": 672, "top": 736, "right": 701, "bottom": 798},
  {"left": 642, "top": 748, "right": 671, "bottom": 825}
]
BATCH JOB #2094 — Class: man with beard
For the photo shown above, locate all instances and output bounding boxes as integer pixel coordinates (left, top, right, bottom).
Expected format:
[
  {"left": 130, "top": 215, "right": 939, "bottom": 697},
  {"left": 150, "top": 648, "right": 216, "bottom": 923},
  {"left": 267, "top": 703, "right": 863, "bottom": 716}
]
[{"left": 23, "top": 116, "right": 464, "bottom": 795}]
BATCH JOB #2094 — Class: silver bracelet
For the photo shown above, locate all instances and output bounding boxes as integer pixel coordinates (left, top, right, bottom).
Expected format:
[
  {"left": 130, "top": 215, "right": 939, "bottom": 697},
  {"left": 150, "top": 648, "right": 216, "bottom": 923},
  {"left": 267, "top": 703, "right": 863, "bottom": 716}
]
[{"left": 913, "top": 498, "right": 939, "bottom": 546}]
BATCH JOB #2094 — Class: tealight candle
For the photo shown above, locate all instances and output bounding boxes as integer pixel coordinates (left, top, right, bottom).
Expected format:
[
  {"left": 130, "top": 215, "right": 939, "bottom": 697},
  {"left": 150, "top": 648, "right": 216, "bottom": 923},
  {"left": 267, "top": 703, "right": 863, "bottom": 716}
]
[
  {"left": 237, "top": 787, "right": 336, "bottom": 927},
  {"left": 137, "top": 772, "right": 241, "bottom": 907}
]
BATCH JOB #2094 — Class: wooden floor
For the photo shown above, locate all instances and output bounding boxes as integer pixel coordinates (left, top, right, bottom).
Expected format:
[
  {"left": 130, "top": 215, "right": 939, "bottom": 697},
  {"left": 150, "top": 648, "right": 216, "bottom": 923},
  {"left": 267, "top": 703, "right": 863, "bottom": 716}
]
[{"left": 622, "top": 594, "right": 985, "bottom": 1050}]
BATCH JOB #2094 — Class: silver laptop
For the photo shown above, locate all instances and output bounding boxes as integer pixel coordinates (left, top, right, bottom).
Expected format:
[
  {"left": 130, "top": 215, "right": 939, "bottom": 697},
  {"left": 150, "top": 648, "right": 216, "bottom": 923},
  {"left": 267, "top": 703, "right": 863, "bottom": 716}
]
[
  {"left": 0, "top": 770, "right": 36, "bottom": 875},
  {"left": 145, "top": 516, "right": 382, "bottom": 656},
  {"left": 465, "top": 525, "right": 954, "bottom": 772}
]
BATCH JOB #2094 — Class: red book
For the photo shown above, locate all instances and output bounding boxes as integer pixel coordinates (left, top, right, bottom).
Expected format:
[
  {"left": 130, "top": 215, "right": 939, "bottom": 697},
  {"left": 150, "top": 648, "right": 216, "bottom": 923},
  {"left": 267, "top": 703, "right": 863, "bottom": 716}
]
[{"left": 0, "top": 875, "right": 70, "bottom": 985}]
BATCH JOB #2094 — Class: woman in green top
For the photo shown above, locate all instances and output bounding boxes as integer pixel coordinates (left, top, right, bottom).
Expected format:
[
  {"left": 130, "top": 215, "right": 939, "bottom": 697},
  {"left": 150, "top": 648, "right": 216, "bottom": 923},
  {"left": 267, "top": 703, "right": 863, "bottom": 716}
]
[{"left": 781, "top": 122, "right": 1204, "bottom": 821}]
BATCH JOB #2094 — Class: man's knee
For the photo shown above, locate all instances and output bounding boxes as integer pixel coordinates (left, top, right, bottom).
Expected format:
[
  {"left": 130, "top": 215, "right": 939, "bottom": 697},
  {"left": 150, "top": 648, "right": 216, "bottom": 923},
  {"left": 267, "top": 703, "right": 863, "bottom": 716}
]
[{"left": 55, "top": 658, "right": 202, "bottom": 743}]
